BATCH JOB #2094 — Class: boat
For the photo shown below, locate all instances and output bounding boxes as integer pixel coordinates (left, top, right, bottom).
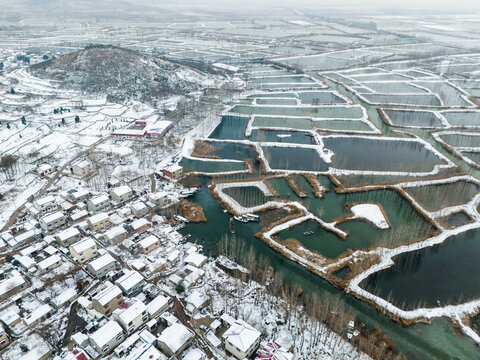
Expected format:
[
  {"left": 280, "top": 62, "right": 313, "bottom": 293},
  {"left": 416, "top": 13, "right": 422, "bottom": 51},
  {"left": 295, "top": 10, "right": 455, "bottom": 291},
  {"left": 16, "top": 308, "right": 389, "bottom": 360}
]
[
  {"left": 174, "top": 215, "right": 190, "bottom": 223},
  {"left": 245, "top": 213, "right": 259, "bottom": 222},
  {"left": 233, "top": 215, "right": 249, "bottom": 223},
  {"left": 303, "top": 231, "right": 314, "bottom": 236}
]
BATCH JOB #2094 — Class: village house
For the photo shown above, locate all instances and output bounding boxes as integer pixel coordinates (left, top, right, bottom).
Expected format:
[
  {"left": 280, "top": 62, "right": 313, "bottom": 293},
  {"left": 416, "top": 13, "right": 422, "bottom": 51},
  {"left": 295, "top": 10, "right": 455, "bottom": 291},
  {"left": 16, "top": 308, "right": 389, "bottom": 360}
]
[
  {"left": 12, "top": 229, "right": 39, "bottom": 248},
  {"left": 112, "top": 298, "right": 149, "bottom": 335},
  {"left": 70, "top": 209, "right": 89, "bottom": 224},
  {"left": 37, "top": 254, "right": 62, "bottom": 272},
  {"left": 87, "top": 253, "right": 119, "bottom": 278},
  {"left": 23, "top": 304, "right": 52, "bottom": 328},
  {"left": 92, "top": 284, "right": 124, "bottom": 316},
  {"left": 89, "top": 320, "right": 125, "bottom": 356},
  {"left": 130, "top": 218, "right": 150, "bottom": 234},
  {"left": 71, "top": 160, "right": 94, "bottom": 178},
  {"left": 36, "top": 163, "right": 55, "bottom": 176},
  {"left": 17, "top": 254, "right": 36, "bottom": 270},
  {"left": 148, "top": 191, "right": 170, "bottom": 207},
  {"left": 70, "top": 188, "right": 91, "bottom": 203},
  {"left": 55, "top": 226, "right": 81, "bottom": 246},
  {"left": 223, "top": 319, "right": 261, "bottom": 359},
  {"left": 161, "top": 164, "right": 183, "bottom": 180},
  {"left": 138, "top": 234, "right": 161, "bottom": 254},
  {"left": 53, "top": 288, "right": 77, "bottom": 308},
  {"left": 115, "top": 270, "right": 145, "bottom": 297},
  {"left": 184, "top": 291, "right": 210, "bottom": 317},
  {"left": 0, "top": 323, "right": 10, "bottom": 350},
  {"left": 87, "top": 194, "right": 111, "bottom": 213},
  {"left": 0, "top": 270, "right": 27, "bottom": 301},
  {"left": 87, "top": 212, "right": 111, "bottom": 232},
  {"left": 40, "top": 211, "right": 67, "bottom": 233},
  {"left": 184, "top": 252, "right": 207, "bottom": 268},
  {"left": 103, "top": 225, "right": 128, "bottom": 245},
  {"left": 146, "top": 294, "right": 170, "bottom": 319},
  {"left": 110, "top": 185, "right": 134, "bottom": 206},
  {"left": 130, "top": 201, "right": 149, "bottom": 218},
  {"left": 69, "top": 237, "right": 98, "bottom": 263},
  {"left": 157, "top": 323, "right": 193, "bottom": 357},
  {"left": 33, "top": 194, "right": 57, "bottom": 214}
]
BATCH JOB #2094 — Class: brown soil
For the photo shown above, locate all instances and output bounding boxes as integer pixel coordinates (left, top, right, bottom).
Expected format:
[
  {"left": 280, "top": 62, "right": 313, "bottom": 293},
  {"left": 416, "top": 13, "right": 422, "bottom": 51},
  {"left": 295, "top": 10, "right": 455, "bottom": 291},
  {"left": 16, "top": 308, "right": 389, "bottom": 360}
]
[{"left": 174, "top": 199, "right": 207, "bottom": 222}]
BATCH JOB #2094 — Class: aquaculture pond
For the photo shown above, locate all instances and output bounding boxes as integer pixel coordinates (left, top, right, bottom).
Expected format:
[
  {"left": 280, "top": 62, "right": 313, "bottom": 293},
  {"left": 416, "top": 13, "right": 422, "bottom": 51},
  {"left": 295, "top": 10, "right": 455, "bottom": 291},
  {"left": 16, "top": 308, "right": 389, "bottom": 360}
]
[
  {"left": 180, "top": 178, "right": 480, "bottom": 360},
  {"left": 323, "top": 136, "right": 445, "bottom": 173},
  {"left": 275, "top": 187, "right": 434, "bottom": 259},
  {"left": 440, "top": 211, "right": 472, "bottom": 229},
  {"left": 180, "top": 158, "right": 245, "bottom": 173},
  {"left": 463, "top": 151, "right": 480, "bottom": 166},
  {"left": 361, "top": 227, "right": 480, "bottom": 310},
  {"left": 255, "top": 98, "right": 298, "bottom": 106},
  {"left": 383, "top": 109, "right": 445, "bottom": 128},
  {"left": 253, "top": 116, "right": 313, "bottom": 130},
  {"left": 439, "top": 133, "right": 480, "bottom": 147},
  {"left": 223, "top": 186, "right": 270, "bottom": 207},
  {"left": 230, "top": 105, "right": 364, "bottom": 119},
  {"left": 250, "top": 129, "right": 315, "bottom": 144},
  {"left": 359, "top": 93, "right": 442, "bottom": 106},
  {"left": 262, "top": 146, "right": 328, "bottom": 172},
  {"left": 250, "top": 75, "right": 316, "bottom": 84},
  {"left": 404, "top": 181, "right": 479, "bottom": 212},
  {"left": 207, "top": 141, "right": 257, "bottom": 161},
  {"left": 208, "top": 115, "right": 248, "bottom": 140},
  {"left": 442, "top": 111, "right": 480, "bottom": 127},
  {"left": 298, "top": 91, "right": 348, "bottom": 104},
  {"left": 359, "top": 82, "right": 428, "bottom": 94}
]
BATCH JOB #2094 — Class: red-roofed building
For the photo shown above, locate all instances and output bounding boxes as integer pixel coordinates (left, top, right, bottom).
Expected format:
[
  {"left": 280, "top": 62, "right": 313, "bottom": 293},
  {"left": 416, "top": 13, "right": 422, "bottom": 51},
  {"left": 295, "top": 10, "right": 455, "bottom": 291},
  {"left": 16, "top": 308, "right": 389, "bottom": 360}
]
[{"left": 256, "top": 342, "right": 294, "bottom": 360}]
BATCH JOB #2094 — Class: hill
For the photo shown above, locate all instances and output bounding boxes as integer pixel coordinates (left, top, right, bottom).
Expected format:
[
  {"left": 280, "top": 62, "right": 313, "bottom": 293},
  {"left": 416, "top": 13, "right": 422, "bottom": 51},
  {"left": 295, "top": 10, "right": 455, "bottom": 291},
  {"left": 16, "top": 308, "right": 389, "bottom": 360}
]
[{"left": 30, "top": 45, "right": 213, "bottom": 102}]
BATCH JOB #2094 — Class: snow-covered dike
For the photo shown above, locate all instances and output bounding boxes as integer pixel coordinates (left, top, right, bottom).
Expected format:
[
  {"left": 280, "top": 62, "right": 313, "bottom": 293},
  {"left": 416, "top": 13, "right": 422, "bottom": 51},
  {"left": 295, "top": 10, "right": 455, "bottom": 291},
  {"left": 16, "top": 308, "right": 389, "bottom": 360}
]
[{"left": 350, "top": 204, "right": 390, "bottom": 229}]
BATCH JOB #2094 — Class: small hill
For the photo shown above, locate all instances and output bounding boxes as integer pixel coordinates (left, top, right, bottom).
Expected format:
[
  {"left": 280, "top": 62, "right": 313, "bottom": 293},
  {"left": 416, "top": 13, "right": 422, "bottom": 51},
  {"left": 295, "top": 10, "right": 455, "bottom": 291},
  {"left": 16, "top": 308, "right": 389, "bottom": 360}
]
[{"left": 30, "top": 45, "right": 212, "bottom": 102}]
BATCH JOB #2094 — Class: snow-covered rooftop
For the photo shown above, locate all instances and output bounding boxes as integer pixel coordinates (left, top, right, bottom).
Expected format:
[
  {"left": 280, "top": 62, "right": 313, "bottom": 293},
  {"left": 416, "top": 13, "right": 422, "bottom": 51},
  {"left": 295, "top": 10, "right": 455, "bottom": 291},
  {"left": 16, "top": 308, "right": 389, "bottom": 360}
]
[
  {"left": 56, "top": 226, "right": 80, "bottom": 241},
  {"left": 88, "top": 212, "right": 109, "bottom": 225},
  {"left": 88, "top": 252, "right": 116, "bottom": 271},
  {"left": 23, "top": 304, "right": 52, "bottom": 326},
  {"left": 37, "top": 254, "right": 61, "bottom": 270},
  {"left": 93, "top": 284, "right": 123, "bottom": 307},
  {"left": 111, "top": 185, "right": 132, "bottom": 198},
  {"left": 223, "top": 319, "right": 261, "bottom": 354},
  {"left": 115, "top": 270, "right": 144, "bottom": 292},
  {"left": 131, "top": 218, "right": 149, "bottom": 231},
  {"left": 138, "top": 235, "right": 159, "bottom": 249},
  {"left": 89, "top": 194, "right": 110, "bottom": 205},
  {"left": 146, "top": 294, "right": 169, "bottom": 317},
  {"left": 70, "top": 237, "right": 96, "bottom": 253},
  {"left": 0, "top": 270, "right": 26, "bottom": 297},
  {"left": 157, "top": 323, "right": 193, "bottom": 354},
  {"left": 90, "top": 320, "right": 123, "bottom": 348},
  {"left": 113, "top": 298, "right": 147, "bottom": 325},
  {"left": 41, "top": 210, "right": 64, "bottom": 224}
]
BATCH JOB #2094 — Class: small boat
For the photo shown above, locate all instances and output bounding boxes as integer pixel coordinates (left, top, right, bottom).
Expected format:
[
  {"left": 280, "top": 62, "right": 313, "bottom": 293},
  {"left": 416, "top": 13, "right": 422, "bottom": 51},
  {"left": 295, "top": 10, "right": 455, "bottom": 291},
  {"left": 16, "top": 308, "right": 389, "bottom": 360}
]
[
  {"left": 233, "top": 215, "right": 249, "bottom": 223},
  {"left": 245, "top": 213, "right": 259, "bottom": 222},
  {"left": 303, "top": 231, "right": 314, "bottom": 236}
]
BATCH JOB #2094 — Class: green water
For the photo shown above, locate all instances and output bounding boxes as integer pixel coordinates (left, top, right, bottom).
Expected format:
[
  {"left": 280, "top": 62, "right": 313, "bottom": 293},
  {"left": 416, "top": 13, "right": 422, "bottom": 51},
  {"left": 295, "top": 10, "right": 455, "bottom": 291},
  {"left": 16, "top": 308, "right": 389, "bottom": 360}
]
[{"left": 181, "top": 179, "right": 480, "bottom": 360}]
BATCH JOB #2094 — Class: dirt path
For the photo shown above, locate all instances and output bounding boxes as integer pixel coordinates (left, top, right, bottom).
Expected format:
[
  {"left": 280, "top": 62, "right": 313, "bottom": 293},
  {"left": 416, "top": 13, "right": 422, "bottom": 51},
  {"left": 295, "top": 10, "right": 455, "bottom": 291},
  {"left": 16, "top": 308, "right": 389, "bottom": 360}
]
[{"left": 172, "top": 297, "right": 215, "bottom": 359}]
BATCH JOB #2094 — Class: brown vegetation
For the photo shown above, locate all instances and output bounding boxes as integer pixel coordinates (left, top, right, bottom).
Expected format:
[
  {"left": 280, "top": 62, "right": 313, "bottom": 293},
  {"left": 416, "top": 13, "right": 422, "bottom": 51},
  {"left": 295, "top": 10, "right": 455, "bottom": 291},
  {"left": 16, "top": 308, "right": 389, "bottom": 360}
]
[
  {"left": 191, "top": 140, "right": 220, "bottom": 159},
  {"left": 304, "top": 174, "right": 328, "bottom": 198},
  {"left": 173, "top": 199, "right": 207, "bottom": 222},
  {"left": 285, "top": 176, "right": 307, "bottom": 198}
]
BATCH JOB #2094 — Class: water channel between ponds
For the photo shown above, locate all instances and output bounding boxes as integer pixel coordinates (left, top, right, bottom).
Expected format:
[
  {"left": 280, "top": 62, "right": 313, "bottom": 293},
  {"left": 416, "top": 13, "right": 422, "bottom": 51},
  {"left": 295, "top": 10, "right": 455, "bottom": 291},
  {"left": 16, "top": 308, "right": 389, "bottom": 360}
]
[{"left": 181, "top": 179, "right": 480, "bottom": 360}]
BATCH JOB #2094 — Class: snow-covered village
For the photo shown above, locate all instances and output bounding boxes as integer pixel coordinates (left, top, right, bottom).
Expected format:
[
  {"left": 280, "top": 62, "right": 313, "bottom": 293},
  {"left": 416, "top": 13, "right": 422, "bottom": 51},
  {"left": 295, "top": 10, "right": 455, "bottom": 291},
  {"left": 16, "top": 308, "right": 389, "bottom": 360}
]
[{"left": 2, "top": 1, "right": 480, "bottom": 360}]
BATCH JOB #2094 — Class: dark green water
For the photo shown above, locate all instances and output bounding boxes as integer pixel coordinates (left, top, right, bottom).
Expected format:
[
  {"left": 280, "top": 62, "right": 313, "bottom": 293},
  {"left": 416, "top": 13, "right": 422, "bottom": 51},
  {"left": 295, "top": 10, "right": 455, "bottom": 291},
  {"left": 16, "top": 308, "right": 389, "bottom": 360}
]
[
  {"left": 181, "top": 179, "right": 480, "bottom": 360},
  {"left": 361, "top": 227, "right": 480, "bottom": 309}
]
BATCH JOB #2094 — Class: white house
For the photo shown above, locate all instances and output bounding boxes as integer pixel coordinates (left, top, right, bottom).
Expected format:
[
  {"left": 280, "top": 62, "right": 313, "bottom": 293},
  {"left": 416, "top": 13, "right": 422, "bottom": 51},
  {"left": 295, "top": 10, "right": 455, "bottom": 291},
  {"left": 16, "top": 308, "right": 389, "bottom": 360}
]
[
  {"left": 87, "top": 212, "right": 111, "bottom": 232},
  {"left": 115, "top": 270, "right": 145, "bottom": 297},
  {"left": 161, "top": 164, "right": 183, "bottom": 180},
  {"left": 130, "top": 201, "right": 149, "bottom": 218},
  {"left": 71, "top": 160, "right": 94, "bottom": 178},
  {"left": 110, "top": 185, "right": 133, "bottom": 205},
  {"left": 92, "top": 284, "right": 124, "bottom": 316},
  {"left": 69, "top": 237, "right": 98, "bottom": 263},
  {"left": 103, "top": 225, "right": 128, "bottom": 245},
  {"left": 138, "top": 234, "right": 161, "bottom": 254},
  {"left": 146, "top": 294, "right": 170, "bottom": 319},
  {"left": 23, "top": 304, "right": 52, "bottom": 328},
  {"left": 148, "top": 192, "right": 170, "bottom": 207},
  {"left": 130, "top": 218, "right": 150, "bottom": 234},
  {"left": 184, "top": 252, "right": 207, "bottom": 268},
  {"left": 87, "top": 194, "right": 111, "bottom": 213},
  {"left": 33, "top": 195, "right": 57, "bottom": 214},
  {"left": 222, "top": 319, "right": 261, "bottom": 359},
  {"left": 89, "top": 320, "right": 125, "bottom": 356},
  {"left": 39, "top": 211, "right": 67, "bottom": 233},
  {"left": 70, "top": 188, "right": 90, "bottom": 202},
  {"left": 184, "top": 291, "right": 210, "bottom": 317},
  {"left": 36, "top": 163, "right": 54, "bottom": 176},
  {"left": 112, "top": 298, "right": 149, "bottom": 335},
  {"left": 0, "top": 271, "right": 27, "bottom": 301},
  {"left": 55, "top": 226, "right": 81, "bottom": 247},
  {"left": 37, "top": 254, "right": 62, "bottom": 272},
  {"left": 157, "top": 323, "right": 193, "bottom": 357},
  {"left": 87, "top": 253, "right": 118, "bottom": 278}
]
